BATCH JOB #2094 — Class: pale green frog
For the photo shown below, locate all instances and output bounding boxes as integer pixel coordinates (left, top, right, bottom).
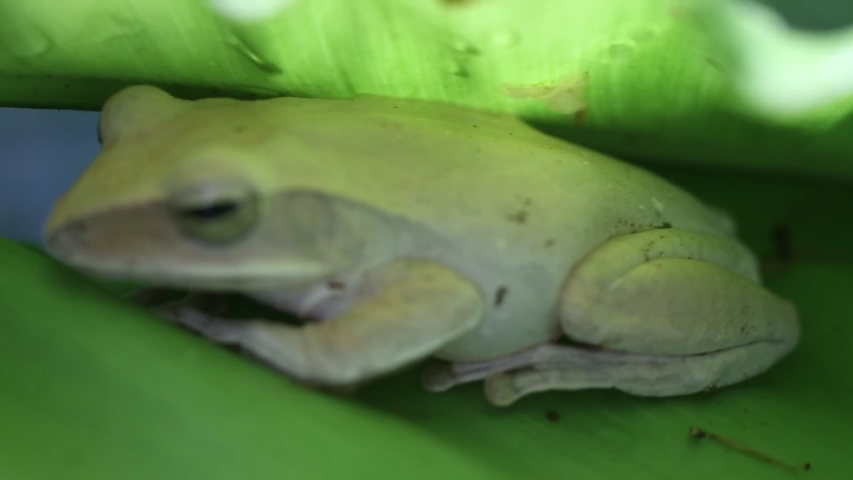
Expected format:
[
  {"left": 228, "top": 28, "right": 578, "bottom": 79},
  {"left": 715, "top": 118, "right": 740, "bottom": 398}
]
[{"left": 44, "top": 85, "right": 800, "bottom": 406}]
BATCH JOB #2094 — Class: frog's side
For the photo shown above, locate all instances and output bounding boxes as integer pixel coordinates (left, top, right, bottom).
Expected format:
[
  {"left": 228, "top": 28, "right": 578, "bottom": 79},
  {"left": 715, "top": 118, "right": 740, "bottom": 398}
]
[{"left": 44, "top": 85, "right": 800, "bottom": 406}]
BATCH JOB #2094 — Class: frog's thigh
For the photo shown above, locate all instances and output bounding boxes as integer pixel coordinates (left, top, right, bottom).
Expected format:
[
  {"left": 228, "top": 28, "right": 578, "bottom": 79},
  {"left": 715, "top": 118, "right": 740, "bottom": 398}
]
[
  {"left": 559, "top": 228, "right": 799, "bottom": 355},
  {"left": 482, "top": 228, "right": 800, "bottom": 406},
  {"left": 169, "top": 259, "right": 485, "bottom": 386}
]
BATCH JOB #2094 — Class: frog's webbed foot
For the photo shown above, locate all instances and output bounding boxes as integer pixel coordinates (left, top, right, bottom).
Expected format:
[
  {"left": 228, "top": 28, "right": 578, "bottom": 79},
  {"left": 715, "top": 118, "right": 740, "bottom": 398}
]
[
  {"left": 145, "top": 259, "right": 485, "bottom": 387},
  {"left": 419, "top": 341, "right": 721, "bottom": 404},
  {"left": 156, "top": 306, "right": 244, "bottom": 343},
  {"left": 426, "top": 339, "right": 791, "bottom": 407},
  {"left": 479, "top": 342, "right": 787, "bottom": 406}
]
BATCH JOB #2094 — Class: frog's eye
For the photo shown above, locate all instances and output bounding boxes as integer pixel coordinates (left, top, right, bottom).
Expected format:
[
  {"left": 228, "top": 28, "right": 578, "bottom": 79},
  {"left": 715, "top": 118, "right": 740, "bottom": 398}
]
[{"left": 167, "top": 179, "right": 260, "bottom": 244}]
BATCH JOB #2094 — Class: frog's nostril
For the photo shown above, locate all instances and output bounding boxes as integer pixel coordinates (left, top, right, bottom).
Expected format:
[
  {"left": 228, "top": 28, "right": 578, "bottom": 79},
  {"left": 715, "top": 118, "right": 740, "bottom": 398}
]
[{"left": 71, "top": 220, "right": 89, "bottom": 233}]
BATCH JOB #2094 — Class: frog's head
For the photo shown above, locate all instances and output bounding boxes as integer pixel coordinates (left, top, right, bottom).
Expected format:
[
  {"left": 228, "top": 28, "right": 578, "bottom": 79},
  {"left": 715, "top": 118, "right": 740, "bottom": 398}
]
[{"left": 44, "top": 86, "right": 367, "bottom": 291}]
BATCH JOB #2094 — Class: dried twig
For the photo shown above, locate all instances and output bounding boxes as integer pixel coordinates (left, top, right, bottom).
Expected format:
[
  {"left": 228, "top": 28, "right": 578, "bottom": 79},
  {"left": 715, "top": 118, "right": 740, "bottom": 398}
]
[{"left": 689, "top": 427, "right": 802, "bottom": 474}]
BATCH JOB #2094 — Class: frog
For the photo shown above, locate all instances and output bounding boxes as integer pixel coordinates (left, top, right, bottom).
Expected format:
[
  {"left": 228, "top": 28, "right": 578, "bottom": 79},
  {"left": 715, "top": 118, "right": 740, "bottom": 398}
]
[{"left": 43, "top": 85, "right": 800, "bottom": 406}]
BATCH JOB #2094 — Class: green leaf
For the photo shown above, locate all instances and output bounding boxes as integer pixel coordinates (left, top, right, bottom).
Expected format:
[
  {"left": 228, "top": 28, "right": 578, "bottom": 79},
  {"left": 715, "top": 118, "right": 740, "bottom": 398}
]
[
  {"left": 0, "top": 241, "right": 507, "bottom": 480},
  {"left": 697, "top": 0, "right": 853, "bottom": 120},
  {"left": 2, "top": 0, "right": 853, "bottom": 179}
]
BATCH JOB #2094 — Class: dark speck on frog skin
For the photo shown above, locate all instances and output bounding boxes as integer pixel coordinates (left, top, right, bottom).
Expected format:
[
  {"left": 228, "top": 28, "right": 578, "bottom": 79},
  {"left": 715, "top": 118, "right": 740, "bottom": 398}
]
[
  {"left": 494, "top": 286, "right": 509, "bottom": 306},
  {"left": 545, "top": 411, "right": 560, "bottom": 422},
  {"left": 508, "top": 197, "right": 532, "bottom": 224},
  {"left": 508, "top": 211, "right": 528, "bottom": 224},
  {"left": 327, "top": 280, "right": 346, "bottom": 290}
]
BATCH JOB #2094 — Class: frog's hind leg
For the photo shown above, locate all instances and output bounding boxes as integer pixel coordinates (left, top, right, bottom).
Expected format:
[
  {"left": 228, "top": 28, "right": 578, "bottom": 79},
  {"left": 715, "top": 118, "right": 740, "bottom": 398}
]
[
  {"left": 423, "top": 340, "right": 786, "bottom": 407},
  {"left": 426, "top": 228, "right": 800, "bottom": 407},
  {"left": 481, "top": 228, "right": 799, "bottom": 406}
]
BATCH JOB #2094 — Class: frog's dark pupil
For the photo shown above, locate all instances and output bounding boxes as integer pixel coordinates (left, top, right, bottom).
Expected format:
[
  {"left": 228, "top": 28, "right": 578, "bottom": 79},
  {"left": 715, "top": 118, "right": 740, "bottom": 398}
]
[{"left": 183, "top": 202, "right": 239, "bottom": 219}]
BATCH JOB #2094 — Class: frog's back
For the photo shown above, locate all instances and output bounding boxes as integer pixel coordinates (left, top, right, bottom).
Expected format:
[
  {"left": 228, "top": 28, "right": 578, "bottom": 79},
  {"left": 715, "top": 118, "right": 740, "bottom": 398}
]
[
  {"left": 243, "top": 94, "right": 734, "bottom": 244},
  {"left": 89, "top": 89, "right": 733, "bottom": 246}
]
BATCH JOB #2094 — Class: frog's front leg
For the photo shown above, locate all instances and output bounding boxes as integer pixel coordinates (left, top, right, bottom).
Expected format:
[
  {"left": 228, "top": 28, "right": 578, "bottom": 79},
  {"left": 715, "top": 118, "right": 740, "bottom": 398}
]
[
  {"left": 161, "top": 259, "right": 485, "bottom": 386},
  {"left": 429, "top": 228, "right": 800, "bottom": 406}
]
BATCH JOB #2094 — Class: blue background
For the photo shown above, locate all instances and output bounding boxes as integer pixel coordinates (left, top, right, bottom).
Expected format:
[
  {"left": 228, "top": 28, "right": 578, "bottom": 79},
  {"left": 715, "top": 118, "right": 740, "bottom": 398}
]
[{"left": 0, "top": 108, "right": 100, "bottom": 245}]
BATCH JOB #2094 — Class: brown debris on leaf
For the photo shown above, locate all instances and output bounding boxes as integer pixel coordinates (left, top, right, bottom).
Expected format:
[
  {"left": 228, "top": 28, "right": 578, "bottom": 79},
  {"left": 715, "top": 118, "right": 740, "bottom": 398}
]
[{"left": 503, "top": 73, "right": 589, "bottom": 115}]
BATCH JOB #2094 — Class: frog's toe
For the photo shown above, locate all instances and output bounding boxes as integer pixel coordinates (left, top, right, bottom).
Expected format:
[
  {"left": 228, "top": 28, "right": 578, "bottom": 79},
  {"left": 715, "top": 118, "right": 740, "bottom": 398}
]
[
  {"left": 420, "top": 363, "right": 456, "bottom": 392},
  {"left": 162, "top": 307, "right": 245, "bottom": 344},
  {"left": 483, "top": 373, "right": 522, "bottom": 407}
]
